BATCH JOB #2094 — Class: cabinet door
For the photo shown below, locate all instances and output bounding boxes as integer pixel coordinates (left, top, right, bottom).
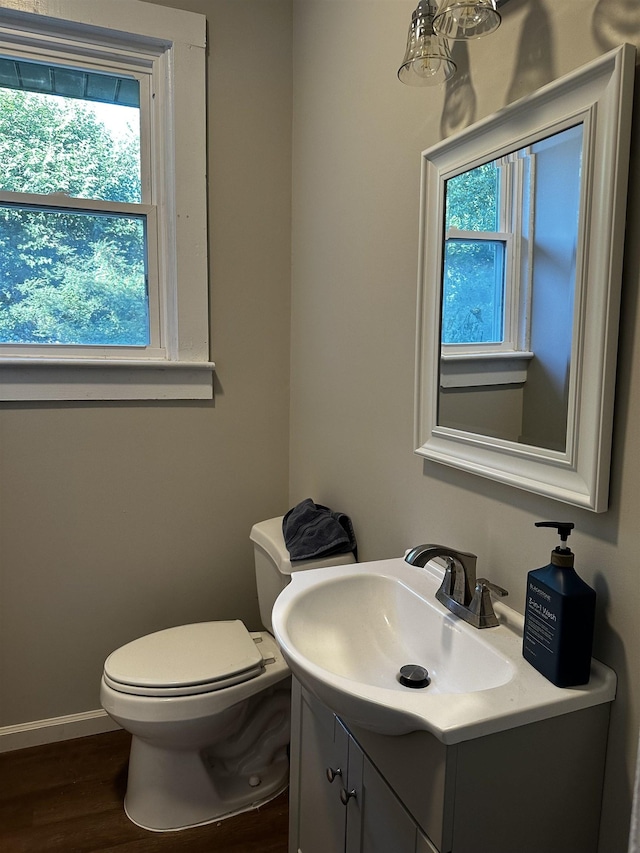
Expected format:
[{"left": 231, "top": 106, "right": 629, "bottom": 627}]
[
  {"left": 291, "top": 684, "right": 349, "bottom": 853},
  {"left": 290, "top": 680, "right": 440, "bottom": 853},
  {"left": 346, "top": 737, "right": 421, "bottom": 853}
]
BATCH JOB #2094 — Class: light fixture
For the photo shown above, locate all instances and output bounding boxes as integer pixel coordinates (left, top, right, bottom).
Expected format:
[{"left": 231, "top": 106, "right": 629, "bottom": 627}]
[
  {"left": 398, "top": 0, "right": 507, "bottom": 87},
  {"left": 433, "top": 1, "right": 501, "bottom": 40},
  {"left": 398, "top": 0, "right": 457, "bottom": 87}
]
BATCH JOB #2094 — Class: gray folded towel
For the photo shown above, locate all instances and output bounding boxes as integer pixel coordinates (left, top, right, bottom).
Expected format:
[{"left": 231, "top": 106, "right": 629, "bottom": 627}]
[{"left": 282, "top": 498, "right": 357, "bottom": 562}]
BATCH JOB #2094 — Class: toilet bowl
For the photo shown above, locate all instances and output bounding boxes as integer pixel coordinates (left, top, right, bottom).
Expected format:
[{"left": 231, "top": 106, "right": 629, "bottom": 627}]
[{"left": 100, "top": 516, "right": 356, "bottom": 832}]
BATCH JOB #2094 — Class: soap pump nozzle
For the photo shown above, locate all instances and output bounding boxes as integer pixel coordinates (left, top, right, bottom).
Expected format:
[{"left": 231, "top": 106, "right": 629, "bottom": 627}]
[{"left": 535, "top": 521, "right": 575, "bottom": 566}]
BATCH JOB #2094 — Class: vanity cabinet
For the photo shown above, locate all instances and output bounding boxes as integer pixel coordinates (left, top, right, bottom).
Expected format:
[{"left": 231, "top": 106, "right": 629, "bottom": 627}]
[
  {"left": 288, "top": 678, "right": 610, "bottom": 853},
  {"left": 289, "top": 678, "right": 436, "bottom": 853}
]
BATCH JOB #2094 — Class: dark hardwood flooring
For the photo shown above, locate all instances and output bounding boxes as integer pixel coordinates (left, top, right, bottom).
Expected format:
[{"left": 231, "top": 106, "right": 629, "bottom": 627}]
[{"left": 0, "top": 729, "right": 289, "bottom": 852}]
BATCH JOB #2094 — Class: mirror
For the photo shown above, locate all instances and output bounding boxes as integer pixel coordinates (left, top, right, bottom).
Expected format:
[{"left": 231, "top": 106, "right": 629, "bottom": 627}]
[{"left": 415, "top": 45, "right": 635, "bottom": 512}]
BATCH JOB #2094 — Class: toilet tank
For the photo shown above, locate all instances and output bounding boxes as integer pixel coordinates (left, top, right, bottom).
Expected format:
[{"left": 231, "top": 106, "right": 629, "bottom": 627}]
[{"left": 250, "top": 516, "right": 356, "bottom": 633}]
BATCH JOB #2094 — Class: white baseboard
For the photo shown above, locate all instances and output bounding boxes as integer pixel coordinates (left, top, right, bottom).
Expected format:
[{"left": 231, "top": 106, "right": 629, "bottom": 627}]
[{"left": 0, "top": 709, "right": 121, "bottom": 753}]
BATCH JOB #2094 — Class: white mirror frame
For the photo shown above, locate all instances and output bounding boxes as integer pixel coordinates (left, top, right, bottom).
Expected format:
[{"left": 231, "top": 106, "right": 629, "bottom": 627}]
[{"left": 415, "top": 45, "right": 636, "bottom": 512}]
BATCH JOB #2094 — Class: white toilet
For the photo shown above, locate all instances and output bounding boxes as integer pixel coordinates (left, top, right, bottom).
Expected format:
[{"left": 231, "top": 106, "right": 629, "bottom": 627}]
[{"left": 100, "top": 516, "right": 356, "bottom": 832}]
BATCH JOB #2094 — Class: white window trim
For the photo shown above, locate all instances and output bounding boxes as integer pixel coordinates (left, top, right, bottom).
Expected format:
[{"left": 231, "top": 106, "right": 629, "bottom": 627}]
[
  {"left": 0, "top": 0, "right": 213, "bottom": 401},
  {"left": 440, "top": 348, "right": 534, "bottom": 388}
]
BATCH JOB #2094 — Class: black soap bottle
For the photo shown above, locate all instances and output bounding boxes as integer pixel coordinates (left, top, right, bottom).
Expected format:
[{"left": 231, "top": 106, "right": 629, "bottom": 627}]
[{"left": 522, "top": 521, "right": 596, "bottom": 687}]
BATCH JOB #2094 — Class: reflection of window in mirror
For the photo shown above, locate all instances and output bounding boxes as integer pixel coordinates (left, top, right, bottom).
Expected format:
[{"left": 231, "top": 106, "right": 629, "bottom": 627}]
[
  {"left": 443, "top": 162, "right": 507, "bottom": 345},
  {"left": 441, "top": 153, "right": 531, "bottom": 366},
  {"left": 438, "top": 123, "right": 584, "bottom": 453}
]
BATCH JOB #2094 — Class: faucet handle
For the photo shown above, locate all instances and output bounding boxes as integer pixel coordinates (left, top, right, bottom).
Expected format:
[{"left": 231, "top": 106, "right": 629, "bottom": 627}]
[
  {"left": 469, "top": 579, "right": 509, "bottom": 628},
  {"left": 476, "top": 578, "right": 508, "bottom": 598}
]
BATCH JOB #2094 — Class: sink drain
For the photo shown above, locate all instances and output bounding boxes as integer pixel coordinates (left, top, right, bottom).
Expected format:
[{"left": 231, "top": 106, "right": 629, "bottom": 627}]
[{"left": 398, "top": 664, "right": 430, "bottom": 689}]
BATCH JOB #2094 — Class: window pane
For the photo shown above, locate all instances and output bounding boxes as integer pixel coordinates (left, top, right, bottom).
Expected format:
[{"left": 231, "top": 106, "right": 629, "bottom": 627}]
[
  {"left": 442, "top": 239, "right": 505, "bottom": 344},
  {"left": 0, "top": 206, "right": 149, "bottom": 346},
  {"left": 445, "top": 162, "right": 499, "bottom": 231},
  {"left": 0, "top": 77, "right": 141, "bottom": 203}
]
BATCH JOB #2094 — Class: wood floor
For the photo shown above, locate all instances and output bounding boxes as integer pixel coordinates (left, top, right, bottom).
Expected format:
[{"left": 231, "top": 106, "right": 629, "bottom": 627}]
[{"left": 0, "top": 729, "right": 289, "bottom": 852}]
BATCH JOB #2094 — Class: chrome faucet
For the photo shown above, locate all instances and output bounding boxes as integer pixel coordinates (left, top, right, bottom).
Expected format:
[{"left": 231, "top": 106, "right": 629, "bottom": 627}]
[
  {"left": 405, "top": 544, "right": 477, "bottom": 606},
  {"left": 405, "top": 544, "right": 508, "bottom": 629}
]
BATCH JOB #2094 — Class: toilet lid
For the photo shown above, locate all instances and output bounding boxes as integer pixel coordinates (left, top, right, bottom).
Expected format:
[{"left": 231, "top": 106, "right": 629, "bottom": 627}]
[{"left": 103, "top": 621, "right": 265, "bottom": 697}]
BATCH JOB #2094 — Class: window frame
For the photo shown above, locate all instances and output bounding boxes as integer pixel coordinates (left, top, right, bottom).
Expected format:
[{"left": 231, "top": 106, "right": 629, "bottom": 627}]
[{"left": 0, "top": 0, "right": 212, "bottom": 400}]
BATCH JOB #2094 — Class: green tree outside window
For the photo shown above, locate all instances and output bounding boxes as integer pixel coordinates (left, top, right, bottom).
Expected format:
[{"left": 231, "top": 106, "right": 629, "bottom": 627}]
[
  {"left": 442, "top": 162, "right": 505, "bottom": 345},
  {"left": 0, "top": 88, "right": 147, "bottom": 346}
]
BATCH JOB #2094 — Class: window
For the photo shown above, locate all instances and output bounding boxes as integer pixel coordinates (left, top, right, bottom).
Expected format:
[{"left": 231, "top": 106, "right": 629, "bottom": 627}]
[
  {"left": 443, "top": 162, "right": 507, "bottom": 345},
  {"left": 440, "top": 155, "right": 533, "bottom": 388},
  {"left": 0, "top": 64, "right": 148, "bottom": 346},
  {"left": 0, "top": 1, "right": 211, "bottom": 400}
]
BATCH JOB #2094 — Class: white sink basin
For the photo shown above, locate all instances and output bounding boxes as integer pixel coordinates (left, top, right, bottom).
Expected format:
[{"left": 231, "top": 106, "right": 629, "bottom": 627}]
[
  {"left": 281, "top": 572, "right": 513, "bottom": 693},
  {"left": 272, "top": 557, "right": 616, "bottom": 743}
]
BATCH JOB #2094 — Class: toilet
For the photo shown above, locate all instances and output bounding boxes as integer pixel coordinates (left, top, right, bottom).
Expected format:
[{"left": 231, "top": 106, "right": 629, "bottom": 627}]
[{"left": 100, "top": 516, "right": 356, "bottom": 832}]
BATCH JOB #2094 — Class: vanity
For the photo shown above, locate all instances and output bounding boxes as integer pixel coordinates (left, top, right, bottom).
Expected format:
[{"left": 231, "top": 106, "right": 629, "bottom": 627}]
[
  {"left": 273, "top": 557, "right": 617, "bottom": 853},
  {"left": 289, "top": 679, "right": 610, "bottom": 853}
]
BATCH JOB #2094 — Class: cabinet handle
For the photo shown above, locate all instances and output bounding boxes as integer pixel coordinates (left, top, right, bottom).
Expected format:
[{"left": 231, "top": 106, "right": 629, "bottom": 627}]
[
  {"left": 339, "top": 787, "right": 356, "bottom": 805},
  {"left": 326, "top": 766, "right": 342, "bottom": 783}
]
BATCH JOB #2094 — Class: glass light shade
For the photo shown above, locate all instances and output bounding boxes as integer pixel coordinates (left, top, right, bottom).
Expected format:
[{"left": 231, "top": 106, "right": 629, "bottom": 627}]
[
  {"left": 398, "top": 0, "right": 457, "bottom": 87},
  {"left": 433, "top": 1, "right": 501, "bottom": 40}
]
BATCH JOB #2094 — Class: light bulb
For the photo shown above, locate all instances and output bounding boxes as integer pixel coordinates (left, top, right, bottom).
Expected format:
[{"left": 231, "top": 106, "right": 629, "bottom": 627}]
[
  {"left": 417, "top": 59, "right": 444, "bottom": 80},
  {"left": 457, "top": 6, "right": 485, "bottom": 34},
  {"left": 414, "top": 49, "right": 448, "bottom": 81}
]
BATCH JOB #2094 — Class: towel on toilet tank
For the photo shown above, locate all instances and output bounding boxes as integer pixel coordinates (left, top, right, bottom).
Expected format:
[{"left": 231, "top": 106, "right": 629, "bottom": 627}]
[{"left": 283, "top": 498, "right": 357, "bottom": 562}]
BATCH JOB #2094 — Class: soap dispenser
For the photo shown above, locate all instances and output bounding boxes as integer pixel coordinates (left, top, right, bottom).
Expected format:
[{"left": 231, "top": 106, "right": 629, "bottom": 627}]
[{"left": 522, "top": 521, "right": 596, "bottom": 687}]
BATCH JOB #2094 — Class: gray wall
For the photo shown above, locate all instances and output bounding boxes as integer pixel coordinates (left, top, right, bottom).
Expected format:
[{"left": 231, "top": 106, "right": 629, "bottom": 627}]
[
  {"left": 289, "top": 1, "right": 640, "bottom": 851},
  {"left": 0, "top": 0, "right": 293, "bottom": 724},
  {"left": 439, "top": 384, "right": 525, "bottom": 441}
]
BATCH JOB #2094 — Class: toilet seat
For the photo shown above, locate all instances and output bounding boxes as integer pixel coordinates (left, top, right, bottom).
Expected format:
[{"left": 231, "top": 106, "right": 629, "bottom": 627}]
[{"left": 103, "top": 620, "right": 266, "bottom": 697}]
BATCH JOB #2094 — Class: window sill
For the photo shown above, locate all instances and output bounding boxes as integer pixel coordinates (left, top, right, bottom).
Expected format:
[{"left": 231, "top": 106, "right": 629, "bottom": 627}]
[
  {"left": 440, "top": 350, "right": 533, "bottom": 389},
  {"left": 0, "top": 358, "right": 215, "bottom": 401}
]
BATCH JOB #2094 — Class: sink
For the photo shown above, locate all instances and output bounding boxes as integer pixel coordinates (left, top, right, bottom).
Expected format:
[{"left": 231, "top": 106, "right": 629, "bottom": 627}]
[
  {"left": 281, "top": 572, "right": 513, "bottom": 693},
  {"left": 271, "top": 557, "right": 616, "bottom": 743}
]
